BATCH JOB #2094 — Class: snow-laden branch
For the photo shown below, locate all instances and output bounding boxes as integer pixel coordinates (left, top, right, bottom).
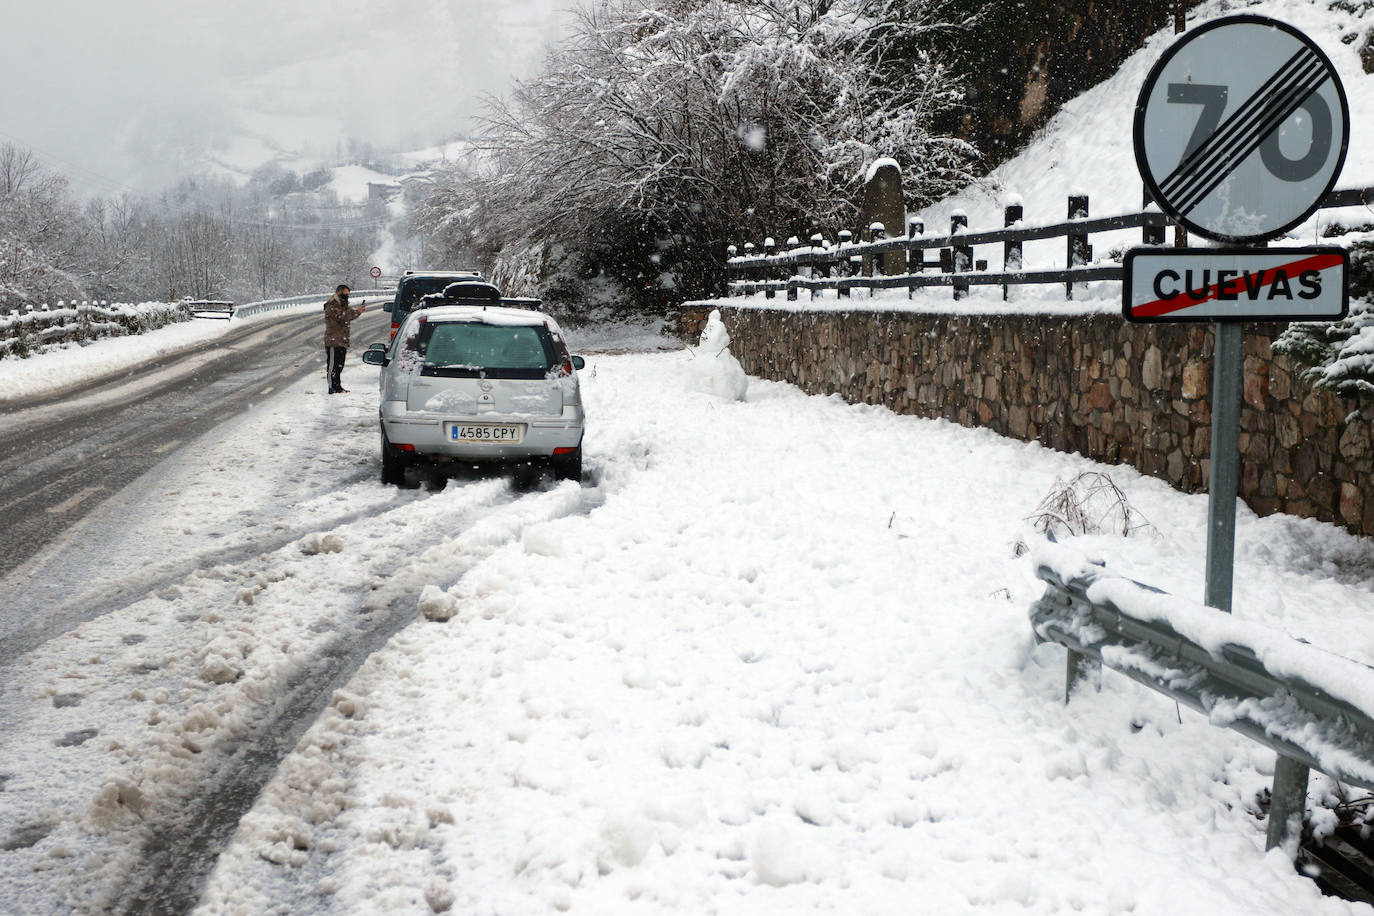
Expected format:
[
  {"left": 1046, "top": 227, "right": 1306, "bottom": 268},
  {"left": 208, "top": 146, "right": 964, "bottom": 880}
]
[{"left": 411, "top": 0, "right": 979, "bottom": 303}]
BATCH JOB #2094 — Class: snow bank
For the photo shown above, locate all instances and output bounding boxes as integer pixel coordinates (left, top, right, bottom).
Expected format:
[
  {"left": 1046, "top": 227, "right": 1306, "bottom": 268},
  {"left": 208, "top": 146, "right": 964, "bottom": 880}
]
[{"left": 183, "top": 350, "right": 1372, "bottom": 915}]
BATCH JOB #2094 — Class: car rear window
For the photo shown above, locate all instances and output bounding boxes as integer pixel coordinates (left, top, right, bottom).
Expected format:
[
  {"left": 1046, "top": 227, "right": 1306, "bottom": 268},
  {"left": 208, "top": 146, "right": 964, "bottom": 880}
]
[{"left": 417, "top": 322, "right": 556, "bottom": 378}]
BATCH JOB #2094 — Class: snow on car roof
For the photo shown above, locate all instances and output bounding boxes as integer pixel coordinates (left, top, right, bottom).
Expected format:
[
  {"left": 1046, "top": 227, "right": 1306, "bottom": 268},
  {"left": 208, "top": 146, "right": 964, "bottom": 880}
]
[{"left": 417, "top": 305, "right": 551, "bottom": 327}]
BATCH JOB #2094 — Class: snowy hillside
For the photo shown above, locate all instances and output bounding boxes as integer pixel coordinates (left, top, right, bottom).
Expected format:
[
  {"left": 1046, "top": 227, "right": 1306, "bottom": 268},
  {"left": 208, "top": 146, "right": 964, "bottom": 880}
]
[{"left": 922, "top": 0, "right": 1374, "bottom": 265}]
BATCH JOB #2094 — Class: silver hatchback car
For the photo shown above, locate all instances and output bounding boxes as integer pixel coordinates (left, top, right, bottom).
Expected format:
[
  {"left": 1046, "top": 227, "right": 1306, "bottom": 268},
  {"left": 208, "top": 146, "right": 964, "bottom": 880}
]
[{"left": 362, "top": 305, "right": 586, "bottom": 485}]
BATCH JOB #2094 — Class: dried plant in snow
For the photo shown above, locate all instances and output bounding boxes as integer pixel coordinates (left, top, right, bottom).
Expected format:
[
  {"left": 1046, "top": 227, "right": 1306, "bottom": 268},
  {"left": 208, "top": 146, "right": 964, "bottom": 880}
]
[{"left": 1026, "top": 472, "right": 1154, "bottom": 540}]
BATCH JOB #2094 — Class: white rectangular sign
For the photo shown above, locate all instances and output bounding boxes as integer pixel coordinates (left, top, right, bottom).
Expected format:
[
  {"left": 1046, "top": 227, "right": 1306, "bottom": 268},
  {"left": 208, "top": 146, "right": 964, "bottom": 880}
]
[{"left": 1123, "top": 246, "right": 1348, "bottom": 322}]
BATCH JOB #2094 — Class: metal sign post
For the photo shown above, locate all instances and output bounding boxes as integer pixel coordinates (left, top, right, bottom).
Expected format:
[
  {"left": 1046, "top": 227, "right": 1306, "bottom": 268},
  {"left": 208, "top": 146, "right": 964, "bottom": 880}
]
[
  {"left": 1205, "top": 319, "right": 1243, "bottom": 612},
  {"left": 1125, "top": 14, "right": 1351, "bottom": 855}
]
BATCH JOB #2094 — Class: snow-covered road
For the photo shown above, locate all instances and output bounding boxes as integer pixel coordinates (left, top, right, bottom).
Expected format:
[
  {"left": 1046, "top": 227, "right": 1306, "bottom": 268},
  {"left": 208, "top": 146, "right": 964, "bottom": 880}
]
[{"left": 2, "top": 319, "right": 1374, "bottom": 914}]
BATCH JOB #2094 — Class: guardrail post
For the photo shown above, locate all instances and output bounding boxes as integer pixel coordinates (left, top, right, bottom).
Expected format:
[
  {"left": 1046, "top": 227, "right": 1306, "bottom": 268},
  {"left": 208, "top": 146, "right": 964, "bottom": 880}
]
[
  {"left": 1266, "top": 755, "right": 1311, "bottom": 858},
  {"left": 837, "top": 230, "right": 853, "bottom": 298},
  {"left": 1066, "top": 194, "right": 1089, "bottom": 300},
  {"left": 785, "top": 236, "right": 801, "bottom": 301},
  {"left": 1003, "top": 201, "right": 1023, "bottom": 302},
  {"left": 951, "top": 213, "right": 970, "bottom": 300},
  {"left": 763, "top": 237, "right": 777, "bottom": 300},
  {"left": 1065, "top": 651, "right": 1098, "bottom": 702},
  {"left": 809, "top": 233, "right": 825, "bottom": 300}
]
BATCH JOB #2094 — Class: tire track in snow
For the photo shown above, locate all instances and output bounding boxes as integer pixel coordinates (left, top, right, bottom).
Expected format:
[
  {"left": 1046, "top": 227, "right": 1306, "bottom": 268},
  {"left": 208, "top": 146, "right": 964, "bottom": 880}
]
[
  {"left": 101, "top": 477, "right": 603, "bottom": 914},
  {"left": 0, "top": 473, "right": 512, "bottom": 912},
  {"left": 0, "top": 468, "right": 401, "bottom": 670}
]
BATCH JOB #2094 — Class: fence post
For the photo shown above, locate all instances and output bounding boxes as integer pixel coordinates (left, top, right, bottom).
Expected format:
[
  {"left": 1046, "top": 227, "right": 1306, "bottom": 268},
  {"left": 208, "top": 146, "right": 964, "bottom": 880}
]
[
  {"left": 1142, "top": 189, "right": 1166, "bottom": 246},
  {"left": 848, "top": 231, "right": 863, "bottom": 296},
  {"left": 837, "top": 230, "right": 853, "bottom": 298},
  {"left": 726, "top": 245, "right": 738, "bottom": 296},
  {"left": 907, "top": 216, "right": 924, "bottom": 299},
  {"left": 763, "top": 237, "right": 777, "bottom": 300},
  {"left": 1066, "top": 194, "right": 1089, "bottom": 300},
  {"left": 785, "top": 236, "right": 801, "bottom": 301},
  {"left": 742, "top": 242, "right": 757, "bottom": 295},
  {"left": 810, "top": 233, "right": 825, "bottom": 300},
  {"left": 1003, "top": 200, "right": 1023, "bottom": 302},
  {"left": 951, "top": 213, "right": 970, "bottom": 301},
  {"left": 868, "top": 222, "right": 886, "bottom": 299}
]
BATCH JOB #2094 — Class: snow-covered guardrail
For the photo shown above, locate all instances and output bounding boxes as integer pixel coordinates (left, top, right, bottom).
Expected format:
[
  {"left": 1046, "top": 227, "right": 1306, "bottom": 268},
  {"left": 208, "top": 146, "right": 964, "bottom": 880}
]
[
  {"left": 186, "top": 299, "right": 236, "bottom": 319},
  {"left": 0, "top": 301, "right": 194, "bottom": 359},
  {"left": 728, "top": 185, "right": 1374, "bottom": 303},
  {"left": 1030, "top": 539, "right": 1374, "bottom": 859},
  {"left": 233, "top": 292, "right": 335, "bottom": 320},
  {"left": 0, "top": 293, "right": 340, "bottom": 360}
]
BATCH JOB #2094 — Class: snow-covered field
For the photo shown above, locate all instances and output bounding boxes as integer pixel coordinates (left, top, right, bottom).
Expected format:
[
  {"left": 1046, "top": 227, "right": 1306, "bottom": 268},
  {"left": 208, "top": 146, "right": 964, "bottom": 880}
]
[{"left": 4, "top": 311, "right": 1372, "bottom": 913}]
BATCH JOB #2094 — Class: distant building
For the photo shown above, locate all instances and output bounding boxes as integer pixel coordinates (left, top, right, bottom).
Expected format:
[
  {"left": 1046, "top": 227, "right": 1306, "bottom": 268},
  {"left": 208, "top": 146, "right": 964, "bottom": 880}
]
[{"left": 367, "top": 181, "right": 401, "bottom": 201}]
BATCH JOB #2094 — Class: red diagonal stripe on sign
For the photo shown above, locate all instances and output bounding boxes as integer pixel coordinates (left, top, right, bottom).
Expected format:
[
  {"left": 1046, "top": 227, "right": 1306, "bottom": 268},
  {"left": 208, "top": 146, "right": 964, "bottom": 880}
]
[{"left": 1132, "top": 252, "right": 1345, "bottom": 318}]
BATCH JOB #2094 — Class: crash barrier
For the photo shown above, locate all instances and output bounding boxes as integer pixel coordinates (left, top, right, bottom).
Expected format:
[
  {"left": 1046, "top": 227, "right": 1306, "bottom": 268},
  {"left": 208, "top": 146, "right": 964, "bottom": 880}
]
[
  {"left": 0, "top": 300, "right": 193, "bottom": 359},
  {"left": 726, "top": 186, "right": 1374, "bottom": 302},
  {"left": 1029, "top": 540, "right": 1374, "bottom": 859},
  {"left": 232, "top": 293, "right": 336, "bottom": 320},
  {"left": 0, "top": 293, "right": 341, "bottom": 359},
  {"left": 186, "top": 299, "right": 236, "bottom": 319}
]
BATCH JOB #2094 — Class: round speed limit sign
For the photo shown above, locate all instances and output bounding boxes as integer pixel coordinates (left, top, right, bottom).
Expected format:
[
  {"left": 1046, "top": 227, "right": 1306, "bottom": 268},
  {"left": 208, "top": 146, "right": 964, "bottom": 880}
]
[
  {"left": 1134, "top": 15, "right": 1349, "bottom": 243},
  {"left": 370, "top": 266, "right": 382, "bottom": 279}
]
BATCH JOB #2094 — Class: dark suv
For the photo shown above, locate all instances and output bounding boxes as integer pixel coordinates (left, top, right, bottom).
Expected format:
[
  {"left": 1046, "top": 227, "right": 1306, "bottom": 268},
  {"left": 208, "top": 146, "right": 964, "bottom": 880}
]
[{"left": 384, "top": 270, "right": 485, "bottom": 339}]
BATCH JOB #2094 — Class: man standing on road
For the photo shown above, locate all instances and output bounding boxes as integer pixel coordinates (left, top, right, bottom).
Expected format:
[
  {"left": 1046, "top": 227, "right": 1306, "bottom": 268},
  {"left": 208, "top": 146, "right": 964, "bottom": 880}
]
[{"left": 323, "top": 284, "right": 366, "bottom": 394}]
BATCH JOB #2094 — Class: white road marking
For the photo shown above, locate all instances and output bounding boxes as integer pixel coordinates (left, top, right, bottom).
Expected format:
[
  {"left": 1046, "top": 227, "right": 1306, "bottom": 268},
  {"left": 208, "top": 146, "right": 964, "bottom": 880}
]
[
  {"left": 46, "top": 486, "right": 102, "bottom": 515},
  {"left": 259, "top": 387, "right": 275, "bottom": 396},
  {"left": 153, "top": 439, "right": 183, "bottom": 454}
]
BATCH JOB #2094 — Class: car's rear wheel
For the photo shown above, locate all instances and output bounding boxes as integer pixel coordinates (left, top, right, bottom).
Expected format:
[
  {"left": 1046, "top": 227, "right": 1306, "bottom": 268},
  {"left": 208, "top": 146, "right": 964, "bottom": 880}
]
[
  {"left": 380, "top": 428, "right": 411, "bottom": 487},
  {"left": 552, "top": 446, "right": 582, "bottom": 482}
]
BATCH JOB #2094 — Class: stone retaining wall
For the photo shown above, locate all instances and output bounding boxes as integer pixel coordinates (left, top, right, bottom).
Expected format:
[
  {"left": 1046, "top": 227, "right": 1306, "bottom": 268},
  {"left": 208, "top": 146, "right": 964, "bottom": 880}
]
[{"left": 708, "top": 304, "right": 1374, "bottom": 537}]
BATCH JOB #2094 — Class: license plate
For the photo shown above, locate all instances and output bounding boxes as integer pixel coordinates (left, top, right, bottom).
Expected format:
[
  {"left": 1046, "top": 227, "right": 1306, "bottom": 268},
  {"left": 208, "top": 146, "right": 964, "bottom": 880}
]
[{"left": 448, "top": 423, "right": 524, "bottom": 443}]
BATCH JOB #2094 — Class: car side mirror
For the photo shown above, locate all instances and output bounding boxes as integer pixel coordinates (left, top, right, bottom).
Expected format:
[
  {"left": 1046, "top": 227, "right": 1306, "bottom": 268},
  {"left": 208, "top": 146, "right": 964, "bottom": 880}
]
[
  {"left": 383, "top": 301, "right": 393, "bottom": 312},
  {"left": 361, "top": 349, "right": 388, "bottom": 367},
  {"left": 367, "top": 342, "right": 386, "bottom": 352},
  {"left": 571, "top": 355, "right": 585, "bottom": 370}
]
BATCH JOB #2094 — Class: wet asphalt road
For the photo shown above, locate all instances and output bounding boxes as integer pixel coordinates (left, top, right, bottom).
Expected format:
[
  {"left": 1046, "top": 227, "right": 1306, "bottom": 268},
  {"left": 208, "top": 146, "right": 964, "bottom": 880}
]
[{"left": 0, "top": 309, "right": 389, "bottom": 585}]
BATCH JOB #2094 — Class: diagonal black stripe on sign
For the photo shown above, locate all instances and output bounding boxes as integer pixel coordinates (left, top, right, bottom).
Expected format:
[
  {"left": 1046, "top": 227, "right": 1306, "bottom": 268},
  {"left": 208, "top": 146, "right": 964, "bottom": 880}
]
[
  {"left": 1157, "top": 48, "right": 1313, "bottom": 201},
  {"left": 1163, "top": 55, "right": 1325, "bottom": 208},
  {"left": 1171, "top": 65, "right": 1329, "bottom": 214},
  {"left": 1157, "top": 46, "right": 1327, "bottom": 213}
]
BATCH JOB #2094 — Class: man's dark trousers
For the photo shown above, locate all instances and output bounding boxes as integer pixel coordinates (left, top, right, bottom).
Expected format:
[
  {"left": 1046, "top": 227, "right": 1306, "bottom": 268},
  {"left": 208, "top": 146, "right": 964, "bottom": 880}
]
[{"left": 326, "top": 346, "right": 347, "bottom": 393}]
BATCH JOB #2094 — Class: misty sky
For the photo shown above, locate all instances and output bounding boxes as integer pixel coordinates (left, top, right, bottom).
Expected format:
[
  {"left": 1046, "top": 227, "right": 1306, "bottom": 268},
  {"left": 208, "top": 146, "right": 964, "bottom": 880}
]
[{"left": 0, "top": 0, "right": 570, "bottom": 198}]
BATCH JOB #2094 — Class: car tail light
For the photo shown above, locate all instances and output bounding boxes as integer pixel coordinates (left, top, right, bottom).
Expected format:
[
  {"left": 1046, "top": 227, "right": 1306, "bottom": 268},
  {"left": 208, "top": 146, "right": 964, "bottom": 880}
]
[
  {"left": 395, "top": 443, "right": 415, "bottom": 452},
  {"left": 553, "top": 447, "right": 577, "bottom": 455}
]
